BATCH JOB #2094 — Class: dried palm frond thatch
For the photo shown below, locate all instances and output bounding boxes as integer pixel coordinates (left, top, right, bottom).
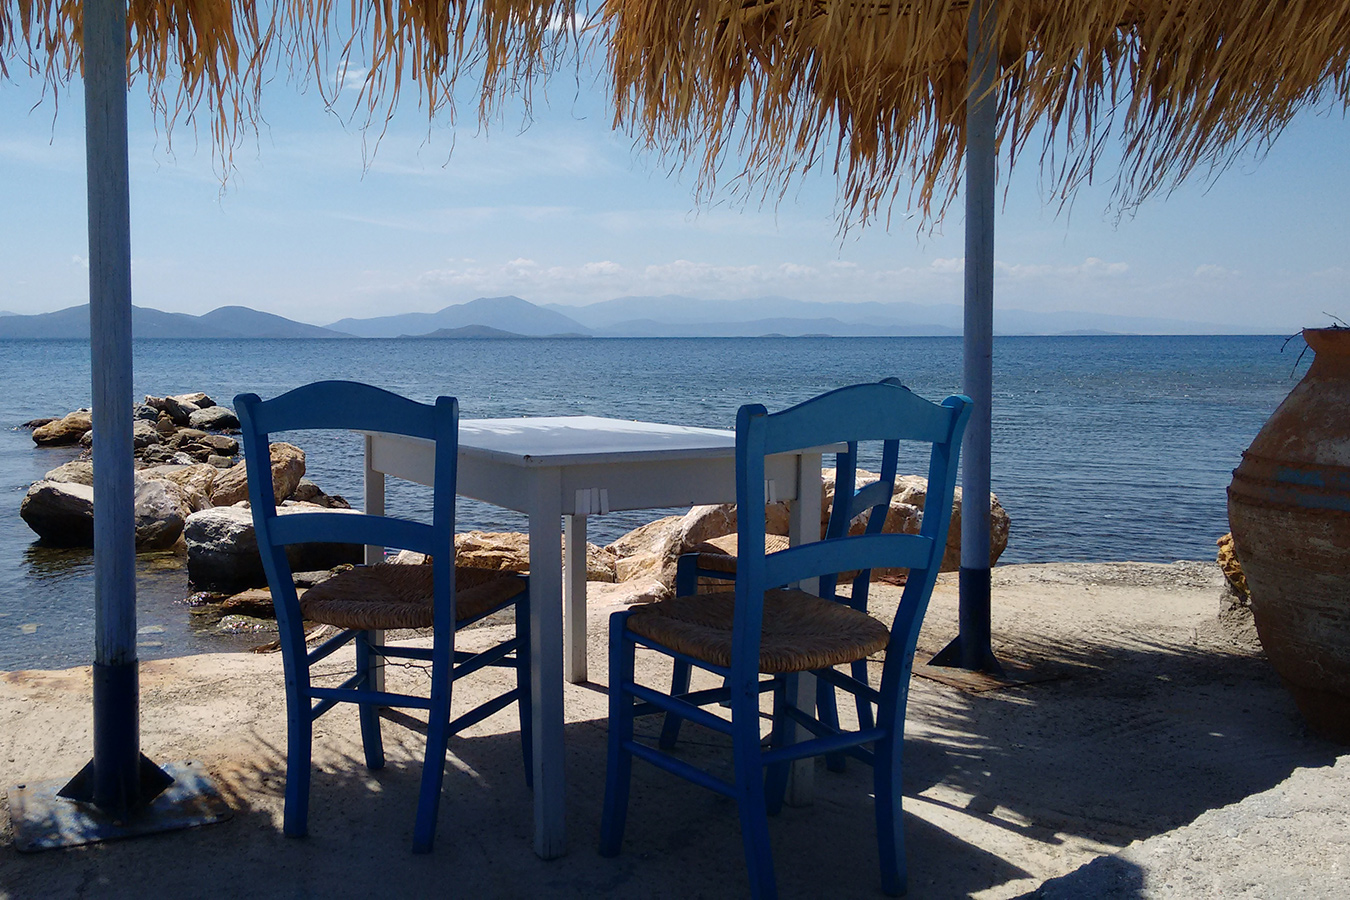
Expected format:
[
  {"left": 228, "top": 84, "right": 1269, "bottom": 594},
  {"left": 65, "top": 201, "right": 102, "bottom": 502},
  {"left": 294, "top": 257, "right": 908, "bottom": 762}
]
[
  {"left": 0, "top": 0, "right": 577, "bottom": 166},
  {"left": 602, "top": 0, "right": 1350, "bottom": 227}
]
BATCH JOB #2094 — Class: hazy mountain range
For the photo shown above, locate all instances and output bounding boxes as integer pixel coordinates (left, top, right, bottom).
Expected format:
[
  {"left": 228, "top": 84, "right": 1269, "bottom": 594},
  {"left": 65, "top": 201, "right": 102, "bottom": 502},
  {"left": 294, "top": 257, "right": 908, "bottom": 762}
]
[
  {"left": 0, "top": 295, "right": 1260, "bottom": 339},
  {"left": 0, "top": 304, "right": 352, "bottom": 339}
]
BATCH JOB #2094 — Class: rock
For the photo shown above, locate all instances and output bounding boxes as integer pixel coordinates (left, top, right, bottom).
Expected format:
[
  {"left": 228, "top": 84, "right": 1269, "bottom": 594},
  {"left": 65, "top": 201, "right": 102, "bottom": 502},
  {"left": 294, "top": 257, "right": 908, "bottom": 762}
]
[
  {"left": 290, "top": 478, "right": 350, "bottom": 509},
  {"left": 162, "top": 395, "right": 201, "bottom": 426},
  {"left": 184, "top": 505, "right": 362, "bottom": 592},
  {"left": 19, "top": 481, "right": 94, "bottom": 546},
  {"left": 207, "top": 455, "right": 236, "bottom": 468},
  {"left": 172, "top": 392, "right": 215, "bottom": 409},
  {"left": 216, "top": 614, "right": 277, "bottom": 635},
  {"left": 609, "top": 516, "right": 683, "bottom": 584},
  {"left": 154, "top": 415, "right": 176, "bottom": 437},
  {"left": 43, "top": 459, "right": 95, "bottom": 486},
  {"left": 168, "top": 428, "right": 208, "bottom": 448},
  {"left": 452, "top": 531, "right": 617, "bottom": 582},
  {"left": 32, "top": 409, "right": 91, "bottom": 446},
  {"left": 390, "top": 550, "right": 429, "bottom": 565},
  {"left": 680, "top": 504, "right": 738, "bottom": 547},
  {"left": 78, "top": 429, "right": 94, "bottom": 448},
  {"left": 139, "top": 445, "right": 185, "bottom": 466},
  {"left": 587, "top": 577, "right": 669, "bottom": 607},
  {"left": 20, "top": 417, "right": 57, "bottom": 429},
  {"left": 141, "top": 463, "right": 217, "bottom": 512},
  {"left": 829, "top": 469, "right": 1010, "bottom": 572},
  {"left": 134, "top": 404, "right": 159, "bottom": 421},
  {"left": 189, "top": 406, "right": 239, "bottom": 431},
  {"left": 209, "top": 442, "right": 305, "bottom": 506},
  {"left": 198, "top": 433, "right": 239, "bottom": 455},
  {"left": 132, "top": 419, "right": 161, "bottom": 449},
  {"left": 220, "top": 588, "right": 278, "bottom": 618},
  {"left": 134, "top": 477, "right": 191, "bottom": 550}
]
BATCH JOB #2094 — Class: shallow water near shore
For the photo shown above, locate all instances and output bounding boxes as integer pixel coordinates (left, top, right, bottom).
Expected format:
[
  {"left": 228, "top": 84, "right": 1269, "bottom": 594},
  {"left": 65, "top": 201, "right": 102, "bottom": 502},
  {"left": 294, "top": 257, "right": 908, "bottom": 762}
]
[{"left": 0, "top": 334, "right": 1308, "bottom": 669}]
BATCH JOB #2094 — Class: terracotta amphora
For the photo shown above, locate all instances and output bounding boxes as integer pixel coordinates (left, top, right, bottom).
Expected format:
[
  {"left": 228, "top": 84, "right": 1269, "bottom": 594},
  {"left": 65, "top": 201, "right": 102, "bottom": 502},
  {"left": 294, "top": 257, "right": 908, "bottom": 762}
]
[{"left": 1229, "top": 327, "right": 1350, "bottom": 742}]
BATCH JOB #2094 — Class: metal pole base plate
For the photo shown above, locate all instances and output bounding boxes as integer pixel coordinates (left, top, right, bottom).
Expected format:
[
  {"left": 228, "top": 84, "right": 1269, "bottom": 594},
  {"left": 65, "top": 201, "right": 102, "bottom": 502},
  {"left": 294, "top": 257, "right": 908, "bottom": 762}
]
[{"left": 7, "top": 760, "right": 232, "bottom": 852}]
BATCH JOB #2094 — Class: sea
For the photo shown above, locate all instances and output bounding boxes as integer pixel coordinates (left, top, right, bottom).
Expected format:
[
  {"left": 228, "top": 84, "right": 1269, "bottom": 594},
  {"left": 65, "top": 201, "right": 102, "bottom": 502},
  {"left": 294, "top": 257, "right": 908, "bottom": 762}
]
[{"left": 0, "top": 334, "right": 1309, "bottom": 670}]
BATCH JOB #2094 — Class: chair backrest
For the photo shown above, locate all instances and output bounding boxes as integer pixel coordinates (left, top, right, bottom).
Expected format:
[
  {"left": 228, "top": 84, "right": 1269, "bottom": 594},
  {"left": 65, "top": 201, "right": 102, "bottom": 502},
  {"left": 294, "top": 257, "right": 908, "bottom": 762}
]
[
  {"left": 234, "top": 381, "right": 459, "bottom": 629},
  {"left": 817, "top": 378, "right": 906, "bottom": 607},
  {"left": 731, "top": 380, "right": 972, "bottom": 682}
]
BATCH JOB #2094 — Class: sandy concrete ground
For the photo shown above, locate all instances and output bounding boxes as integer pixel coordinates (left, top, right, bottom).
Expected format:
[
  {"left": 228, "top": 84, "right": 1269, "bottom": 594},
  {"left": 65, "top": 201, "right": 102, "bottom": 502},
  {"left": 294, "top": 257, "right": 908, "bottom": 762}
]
[{"left": 0, "top": 561, "right": 1345, "bottom": 899}]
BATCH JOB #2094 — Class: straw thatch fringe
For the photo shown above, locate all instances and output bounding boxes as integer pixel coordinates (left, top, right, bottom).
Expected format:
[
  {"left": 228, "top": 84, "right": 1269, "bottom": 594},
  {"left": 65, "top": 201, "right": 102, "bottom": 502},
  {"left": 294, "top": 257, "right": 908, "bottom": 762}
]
[
  {"left": 1, "top": 0, "right": 576, "bottom": 168},
  {"left": 601, "top": 0, "right": 1350, "bottom": 228}
]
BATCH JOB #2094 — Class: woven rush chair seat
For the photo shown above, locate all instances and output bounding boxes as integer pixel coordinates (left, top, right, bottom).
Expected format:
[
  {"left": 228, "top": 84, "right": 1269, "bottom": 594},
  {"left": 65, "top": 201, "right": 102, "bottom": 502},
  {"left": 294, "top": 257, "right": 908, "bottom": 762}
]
[
  {"left": 299, "top": 564, "right": 527, "bottom": 631},
  {"left": 686, "top": 532, "right": 791, "bottom": 576},
  {"left": 627, "top": 589, "right": 890, "bottom": 673}
]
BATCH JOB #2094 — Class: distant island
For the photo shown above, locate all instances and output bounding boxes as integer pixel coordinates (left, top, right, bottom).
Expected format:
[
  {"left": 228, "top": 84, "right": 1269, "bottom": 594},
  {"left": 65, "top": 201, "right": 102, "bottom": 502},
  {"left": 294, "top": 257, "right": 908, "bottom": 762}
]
[
  {"left": 405, "top": 325, "right": 592, "bottom": 340},
  {"left": 0, "top": 294, "right": 1262, "bottom": 340}
]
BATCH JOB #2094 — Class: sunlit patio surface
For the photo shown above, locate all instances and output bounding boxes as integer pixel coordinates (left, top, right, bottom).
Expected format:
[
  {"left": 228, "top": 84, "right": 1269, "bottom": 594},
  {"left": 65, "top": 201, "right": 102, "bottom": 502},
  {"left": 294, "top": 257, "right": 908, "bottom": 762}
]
[{"left": 2, "top": 562, "right": 1346, "bottom": 898}]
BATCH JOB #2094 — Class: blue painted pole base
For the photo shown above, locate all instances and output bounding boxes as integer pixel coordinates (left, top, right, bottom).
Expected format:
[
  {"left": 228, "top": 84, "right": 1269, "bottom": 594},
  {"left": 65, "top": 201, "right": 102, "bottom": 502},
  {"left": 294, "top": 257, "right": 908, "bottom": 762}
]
[
  {"left": 929, "top": 567, "right": 1005, "bottom": 675},
  {"left": 8, "top": 760, "right": 233, "bottom": 852},
  {"left": 57, "top": 661, "right": 172, "bottom": 814}
]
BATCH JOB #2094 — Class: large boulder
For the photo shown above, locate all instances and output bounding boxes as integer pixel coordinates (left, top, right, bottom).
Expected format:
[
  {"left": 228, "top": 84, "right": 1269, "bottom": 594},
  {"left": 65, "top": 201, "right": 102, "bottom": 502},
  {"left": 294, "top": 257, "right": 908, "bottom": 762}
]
[
  {"left": 607, "top": 504, "right": 749, "bottom": 593},
  {"left": 17, "top": 475, "right": 193, "bottom": 550},
  {"left": 453, "top": 531, "right": 616, "bottom": 582},
  {"left": 604, "top": 469, "right": 1013, "bottom": 593},
  {"left": 32, "top": 409, "right": 92, "bottom": 446},
  {"left": 19, "top": 481, "right": 94, "bottom": 546},
  {"left": 43, "top": 459, "right": 95, "bottom": 486},
  {"left": 209, "top": 442, "right": 305, "bottom": 506},
  {"left": 132, "top": 419, "right": 162, "bottom": 449},
  {"left": 134, "top": 477, "right": 191, "bottom": 550},
  {"left": 827, "top": 470, "right": 1010, "bottom": 572},
  {"left": 161, "top": 395, "right": 201, "bottom": 426},
  {"left": 140, "top": 463, "right": 219, "bottom": 512},
  {"left": 184, "top": 504, "right": 363, "bottom": 592},
  {"left": 189, "top": 406, "right": 239, "bottom": 431}
]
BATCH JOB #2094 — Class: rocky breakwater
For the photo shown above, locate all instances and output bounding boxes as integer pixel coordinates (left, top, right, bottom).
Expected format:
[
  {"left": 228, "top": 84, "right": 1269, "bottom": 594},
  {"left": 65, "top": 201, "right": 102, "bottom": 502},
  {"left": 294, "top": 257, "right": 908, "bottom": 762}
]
[
  {"left": 438, "top": 468, "right": 1011, "bottom": 606},
  {"left": 18, "top": 393, "right": 354, "bottom": 579}
]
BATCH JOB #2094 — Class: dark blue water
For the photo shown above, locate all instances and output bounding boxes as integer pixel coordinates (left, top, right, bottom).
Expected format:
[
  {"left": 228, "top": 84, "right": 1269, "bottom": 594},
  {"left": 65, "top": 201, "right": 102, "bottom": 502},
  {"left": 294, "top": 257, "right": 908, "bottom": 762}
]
[{"left": 0, "top": 335, "right": 1308, "bottom": 669}]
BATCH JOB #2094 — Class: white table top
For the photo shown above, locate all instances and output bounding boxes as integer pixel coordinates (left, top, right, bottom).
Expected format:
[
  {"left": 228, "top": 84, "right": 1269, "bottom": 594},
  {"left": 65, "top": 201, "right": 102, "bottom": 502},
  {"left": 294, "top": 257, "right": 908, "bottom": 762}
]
[{"left": 457, "top": 415, "right": 736, "bottom": 467}]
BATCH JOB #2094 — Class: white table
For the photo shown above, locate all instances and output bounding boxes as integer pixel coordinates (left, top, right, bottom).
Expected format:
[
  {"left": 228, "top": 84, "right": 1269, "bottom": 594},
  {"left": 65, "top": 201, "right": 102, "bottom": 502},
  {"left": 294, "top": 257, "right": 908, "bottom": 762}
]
[{"left": 364, "top": 416, "right": 824, "bottom": 859}]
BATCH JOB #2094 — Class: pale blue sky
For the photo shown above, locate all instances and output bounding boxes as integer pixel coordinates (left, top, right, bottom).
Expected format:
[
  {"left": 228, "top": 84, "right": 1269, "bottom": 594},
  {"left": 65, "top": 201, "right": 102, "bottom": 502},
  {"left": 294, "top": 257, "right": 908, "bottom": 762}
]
[{"left": 2, "top": 54, "right": 1347, "bottom": 332}]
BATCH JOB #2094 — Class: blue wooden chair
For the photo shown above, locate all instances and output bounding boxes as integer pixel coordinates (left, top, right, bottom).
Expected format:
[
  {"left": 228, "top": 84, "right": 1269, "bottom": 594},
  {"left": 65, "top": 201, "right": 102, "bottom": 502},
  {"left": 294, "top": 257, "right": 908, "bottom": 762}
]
[
  {"left": 663, "top": 380, "right": 907, "bottom": 759},
  {"left": 599, "top": 381, "right": 971, "bottom": 898},
  {"left": 235, "top": 380, "right": 531, "bottom": 854}
]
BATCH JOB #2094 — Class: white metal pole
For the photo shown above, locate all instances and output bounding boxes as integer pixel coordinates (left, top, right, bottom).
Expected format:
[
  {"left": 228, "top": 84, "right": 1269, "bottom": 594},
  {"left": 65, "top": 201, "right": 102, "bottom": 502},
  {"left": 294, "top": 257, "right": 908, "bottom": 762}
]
[
  {"left": 935, "top": 0, "right": 1001, "bottom": 673},
  {"left": 84, "top": 0, "right": 144, "bottom": 810}
]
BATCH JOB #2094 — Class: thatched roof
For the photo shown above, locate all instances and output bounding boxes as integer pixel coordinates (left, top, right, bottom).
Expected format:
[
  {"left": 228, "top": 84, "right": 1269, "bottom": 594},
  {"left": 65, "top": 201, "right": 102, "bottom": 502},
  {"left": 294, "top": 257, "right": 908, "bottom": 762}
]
[
  {"left": 602, "top": 0, "right": 1350, "bottom": 226},
  {"left": 1, "top": 1, "right": 576, "bottom": 160}
]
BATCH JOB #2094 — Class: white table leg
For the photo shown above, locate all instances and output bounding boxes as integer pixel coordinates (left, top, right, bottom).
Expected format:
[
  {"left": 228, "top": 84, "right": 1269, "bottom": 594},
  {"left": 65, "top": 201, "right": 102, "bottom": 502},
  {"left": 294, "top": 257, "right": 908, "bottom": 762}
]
[
  {"left": 363, "top": 435, "right": 386, "bottom": 694},
  {"left": 785, "top": 451, "right": 824, "bottom": 806},
  {"left": 564, "top": 514, "right": 589, "bottom": 684},
  {"left": 528, "top": 468, "right": 567, "bottom": 859}
]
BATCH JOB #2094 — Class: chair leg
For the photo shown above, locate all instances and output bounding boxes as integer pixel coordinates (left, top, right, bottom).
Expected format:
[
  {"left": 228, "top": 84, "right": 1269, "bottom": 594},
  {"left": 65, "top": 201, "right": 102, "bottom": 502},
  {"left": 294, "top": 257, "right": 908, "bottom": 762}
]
[
  {"left": 732, "top": 683, "right": 778, "bottom": 900},
  {"left": 356, "top": 631, "right": 385, "bottom": 771},
  {"left": 282, "top": 682, "right": 312, "bottom": 839},
  {"left": 657, "top": 659, "right": 692, "bottom": 750},
  {"left": 816, "top": 674, "right": 845, "bottom": 773},
  {"left": 515, "top": 595, "right": 534, "bottom": 790},
  {"left": 873, "top": 730, "right": 908, "bottom": 897},
  {"left": 413, "top": 634, "right": 454, "bottom": 854},
  {"left": 853, "top": 659, "right": 876, "bottom": 731},
  {"left": 764, "top": 676, "right": 791, "bottom": 816},
  {"left": 599, "top": 611, "right": 636, "bottom": 857}
]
